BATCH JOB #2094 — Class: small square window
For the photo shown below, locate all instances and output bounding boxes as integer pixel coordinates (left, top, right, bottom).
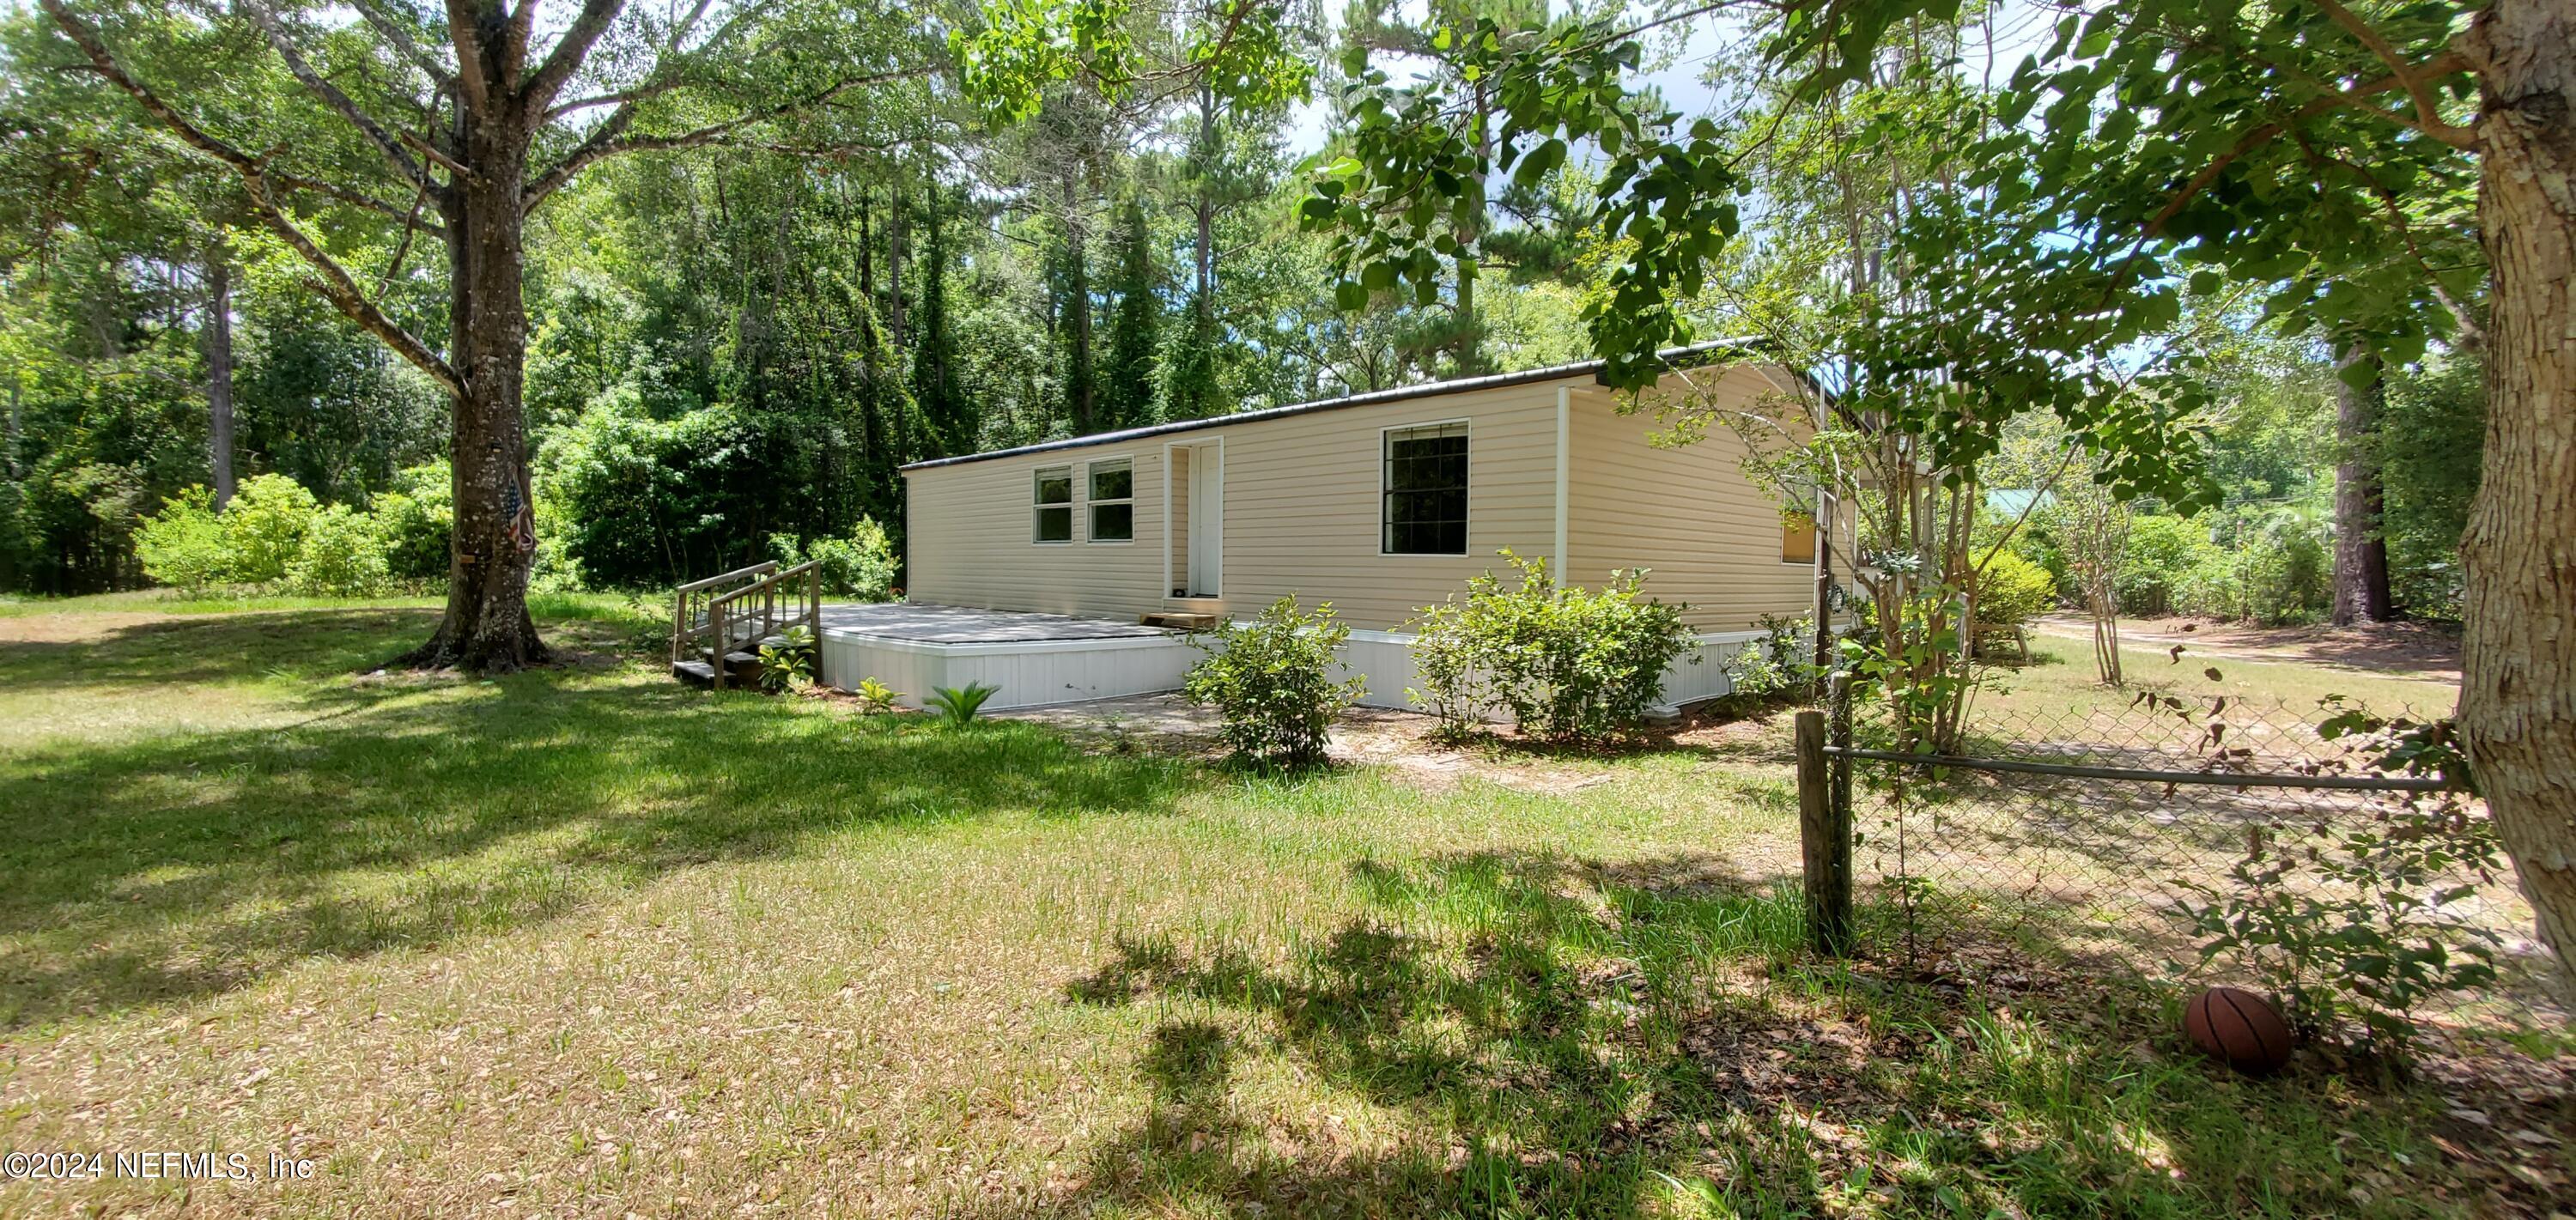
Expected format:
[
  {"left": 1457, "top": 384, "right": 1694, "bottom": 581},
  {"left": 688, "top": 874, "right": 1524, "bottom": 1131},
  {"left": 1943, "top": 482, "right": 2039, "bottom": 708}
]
[
  {"left": 1781, "top": 512, "right": 1816, "bottom": 564},
  {"left": 1087, "top": 458, "right": 1133, "bottom": 543},
  {"left": 1034, "top": 465, "right": 1072, "bottom": 543}
]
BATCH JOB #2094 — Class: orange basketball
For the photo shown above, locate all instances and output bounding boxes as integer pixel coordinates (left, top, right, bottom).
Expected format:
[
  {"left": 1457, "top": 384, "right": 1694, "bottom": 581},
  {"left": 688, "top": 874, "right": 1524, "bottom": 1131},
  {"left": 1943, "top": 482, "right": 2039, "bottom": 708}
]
[{"left": 2184, "top": 986, "right": 2293, "bottom": 1076}]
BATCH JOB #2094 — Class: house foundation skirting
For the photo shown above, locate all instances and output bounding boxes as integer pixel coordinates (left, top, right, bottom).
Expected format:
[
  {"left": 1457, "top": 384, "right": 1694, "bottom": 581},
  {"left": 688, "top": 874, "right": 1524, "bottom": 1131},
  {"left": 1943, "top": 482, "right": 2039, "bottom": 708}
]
[{"left": 818, "top": 620, "right": 1767, "bottom": 716}]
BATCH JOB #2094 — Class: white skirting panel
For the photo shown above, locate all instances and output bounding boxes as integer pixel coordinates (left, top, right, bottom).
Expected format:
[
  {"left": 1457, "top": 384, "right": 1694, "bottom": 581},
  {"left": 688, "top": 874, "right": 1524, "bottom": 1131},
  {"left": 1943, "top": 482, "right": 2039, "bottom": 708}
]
[
  {"left": 1338, "top": 631, "right": 1425, "bottom": 711},
  {"left": 1339, "top": 628, "right": 1765, "bottom": 713},
  {"left": 817, "top": 630, "right": 1204, "bottom": 712},
  {"left": 817, "top": 625, "right": 1767, "bottom": 715}
]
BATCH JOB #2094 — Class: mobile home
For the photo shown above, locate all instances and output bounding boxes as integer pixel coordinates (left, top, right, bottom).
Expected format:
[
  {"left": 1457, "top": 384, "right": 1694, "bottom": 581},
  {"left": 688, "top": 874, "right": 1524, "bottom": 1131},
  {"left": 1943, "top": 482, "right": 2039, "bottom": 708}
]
[{"left": 822, "top": 341, "right": 1834, "bottom": 711}]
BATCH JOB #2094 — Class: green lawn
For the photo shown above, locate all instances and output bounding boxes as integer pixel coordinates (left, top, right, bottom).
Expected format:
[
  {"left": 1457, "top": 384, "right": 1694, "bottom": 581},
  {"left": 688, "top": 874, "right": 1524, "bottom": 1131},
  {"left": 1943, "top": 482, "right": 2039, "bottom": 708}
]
[{"left": 0, "top": 598, "right": 2560, "bottom": 1217}]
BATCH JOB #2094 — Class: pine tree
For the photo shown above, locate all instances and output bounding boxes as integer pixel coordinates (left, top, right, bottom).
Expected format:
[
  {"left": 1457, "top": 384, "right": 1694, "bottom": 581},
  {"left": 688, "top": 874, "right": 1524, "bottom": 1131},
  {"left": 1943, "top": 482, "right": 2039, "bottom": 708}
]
[
  {"left": 1048, "top": 208, "right": 1098, "bottom": 435},
  {"left": 1100, "top": 195, "right": 1161, "bottom": 428},
  {"left": 1164, "top": 303, "right": 1221, "bottom": 421},
  {"left": 910, "top": 191, "right": 972, "bottom": 458}
]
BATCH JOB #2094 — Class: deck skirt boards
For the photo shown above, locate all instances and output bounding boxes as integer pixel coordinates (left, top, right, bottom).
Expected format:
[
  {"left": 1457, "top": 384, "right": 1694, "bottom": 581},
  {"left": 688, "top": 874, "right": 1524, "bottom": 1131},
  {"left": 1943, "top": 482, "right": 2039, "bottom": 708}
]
[{"left": 817, "top": 606, "right": 1763, "bottom": 715}]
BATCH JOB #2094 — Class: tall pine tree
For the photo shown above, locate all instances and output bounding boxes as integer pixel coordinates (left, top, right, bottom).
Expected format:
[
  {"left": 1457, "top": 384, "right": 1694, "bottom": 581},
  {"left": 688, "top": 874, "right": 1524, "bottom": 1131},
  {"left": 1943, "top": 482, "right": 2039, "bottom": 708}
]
[
  {"left": 1163, "top": 303, "right": 1222, "bottom": 421},
  {"left": 1100, "top": 194, "right": 1161, "bottom": 428},
  {"left": 910, "top": 190, "right": 972, "bottom": 458},
  {"left": 1050, "top": 217, "right": 1097, "bottom": 434}
]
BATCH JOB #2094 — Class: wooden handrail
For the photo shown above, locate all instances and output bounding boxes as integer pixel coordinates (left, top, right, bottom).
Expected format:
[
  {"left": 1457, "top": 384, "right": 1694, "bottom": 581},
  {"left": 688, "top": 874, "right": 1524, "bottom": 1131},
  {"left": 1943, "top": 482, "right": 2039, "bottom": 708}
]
[
  {"left": 677, "top": 561, "right": 823, "bottom": 691},
  {"left": 707, "top": 560, "right": 819, "bottom": 610},
  {"left": 672, "top": 561, "right": 781, "bottom": 683},
  {"left": 676, "top": 561, "right": 777, "bottom": 596}
]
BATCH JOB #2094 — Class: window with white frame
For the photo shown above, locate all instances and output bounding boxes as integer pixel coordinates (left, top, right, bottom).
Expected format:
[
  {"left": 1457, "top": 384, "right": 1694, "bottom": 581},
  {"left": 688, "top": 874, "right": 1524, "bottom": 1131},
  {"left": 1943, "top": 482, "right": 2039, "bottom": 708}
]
[
  {"left": 1382, "top": 422, "right": 1468, "bottom": 555},
  {"left": 1087, "top": 458, "right": 1133, "bottom": 543},
  {"left": 1033, "top": 465, "right": 1073, "bottom": 543}
]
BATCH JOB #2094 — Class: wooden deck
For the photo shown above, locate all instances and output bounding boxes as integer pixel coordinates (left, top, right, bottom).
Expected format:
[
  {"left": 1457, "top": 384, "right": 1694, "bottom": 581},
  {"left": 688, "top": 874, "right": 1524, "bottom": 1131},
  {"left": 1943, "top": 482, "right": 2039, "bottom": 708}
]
[
  {"left": 813, "top": 603, "right": 1193, "bottom": 712},
  {"left": 816, "top": 604, "right": 1173, "bottom": 645}
]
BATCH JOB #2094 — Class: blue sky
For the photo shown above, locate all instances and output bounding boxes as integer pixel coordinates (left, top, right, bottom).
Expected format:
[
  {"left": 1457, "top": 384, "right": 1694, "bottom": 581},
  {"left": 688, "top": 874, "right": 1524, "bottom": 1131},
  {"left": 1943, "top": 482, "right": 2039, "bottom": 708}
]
[{"left": 1279, "top": 0, "right": 2063, "bottom": 156}]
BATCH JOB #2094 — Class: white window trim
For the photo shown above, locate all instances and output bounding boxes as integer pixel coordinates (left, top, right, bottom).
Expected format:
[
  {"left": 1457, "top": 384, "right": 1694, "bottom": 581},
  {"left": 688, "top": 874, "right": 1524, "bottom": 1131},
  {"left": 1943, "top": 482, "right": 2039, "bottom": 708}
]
[
  {"left": 1032, "top": 464, "right": 1075, "bottom": 545},
  {"left": 1084, "top": 453, "right": 1137, "bottom": 545},
  {"left": 1378, "top": 418, "right": 1472, "bottom": 558}
]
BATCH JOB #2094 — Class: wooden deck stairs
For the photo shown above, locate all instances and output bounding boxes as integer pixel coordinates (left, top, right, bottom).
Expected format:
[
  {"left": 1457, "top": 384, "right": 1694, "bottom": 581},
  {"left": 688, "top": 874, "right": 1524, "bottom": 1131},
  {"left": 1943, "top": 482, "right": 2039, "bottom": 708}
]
[
  {"left": 1141, "top": 598, "right": 1224, "bottom": 630},
  {"left": 670, "top": 560, "right": 823, "bottom": 689}
]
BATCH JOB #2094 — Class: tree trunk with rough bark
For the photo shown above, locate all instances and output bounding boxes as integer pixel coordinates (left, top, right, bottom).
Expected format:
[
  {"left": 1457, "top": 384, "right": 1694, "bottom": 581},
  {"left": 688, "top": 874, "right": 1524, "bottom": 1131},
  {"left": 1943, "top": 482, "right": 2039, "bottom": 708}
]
[
  {"left": 39, "top": 0, "right": 927, "bottom": 671},
  {"left": 2460, "top": 0, "right": 2576, "bottom": 993},
  {"left": 402, "top": 118, "right": 545, "bottom": 671},
  {"left": 203, "top": 246, "right": 236, "bottom": 509},
  {"left": 887, "top": 169, "right": 906, "bottom": 350},
  {"left": 1060, "top": 198, "right": 1096, "bottom": 434},
  {"left": 1194, "top": 84, "right": 1216, "bottom": 310},
  {"left": 2331, "top": 344, "right": 2393, "bottom": 626}
]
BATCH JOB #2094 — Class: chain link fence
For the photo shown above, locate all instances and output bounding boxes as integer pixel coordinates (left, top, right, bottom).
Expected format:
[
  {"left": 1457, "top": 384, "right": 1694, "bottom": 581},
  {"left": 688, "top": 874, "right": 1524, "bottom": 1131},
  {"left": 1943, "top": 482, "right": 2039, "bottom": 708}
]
[{"left": 1795, "top": 665, "right": 2568, "bottom": 1071}]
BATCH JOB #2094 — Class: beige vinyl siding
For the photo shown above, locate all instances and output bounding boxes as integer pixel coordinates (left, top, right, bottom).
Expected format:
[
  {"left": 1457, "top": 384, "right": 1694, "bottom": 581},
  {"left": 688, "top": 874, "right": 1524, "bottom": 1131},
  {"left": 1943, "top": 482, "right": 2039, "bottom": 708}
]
[
  {"left": 1563, "top": 367, "right": 1819, "bottom": 634},
  {"left": 1214, "top": 384, "right": 1558, "bottom": 629},
  {"left": 903, "top": 448, "right": 1168, "bottom": 618},
  {"left": 902, "top": 384, "right": 1563, "bottom": 630}
]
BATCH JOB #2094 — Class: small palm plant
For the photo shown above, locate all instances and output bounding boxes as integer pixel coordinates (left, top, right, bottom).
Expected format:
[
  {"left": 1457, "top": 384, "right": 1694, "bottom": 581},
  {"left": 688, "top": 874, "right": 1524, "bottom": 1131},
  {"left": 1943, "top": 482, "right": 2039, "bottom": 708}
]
[
  {"left": 756, "top": 625, "right": 817, "bottom": 693},
  {"left": 926, "top": 682, "right": 1000, "bottom": 726}
]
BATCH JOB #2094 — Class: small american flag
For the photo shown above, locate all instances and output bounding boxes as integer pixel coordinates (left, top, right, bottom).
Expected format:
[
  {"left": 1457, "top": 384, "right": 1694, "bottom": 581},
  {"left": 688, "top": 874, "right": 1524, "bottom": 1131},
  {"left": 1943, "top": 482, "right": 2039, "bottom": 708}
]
[{"left": 501, "top": 471, "right": 537, "bottom": 555}]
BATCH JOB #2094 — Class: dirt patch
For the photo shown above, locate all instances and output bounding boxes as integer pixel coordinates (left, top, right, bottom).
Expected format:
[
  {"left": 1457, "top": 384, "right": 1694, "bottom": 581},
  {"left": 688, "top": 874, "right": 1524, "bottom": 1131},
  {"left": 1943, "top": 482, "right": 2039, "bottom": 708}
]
[
  {"left": 2035, "top": 614, "right": 2462, "bottom": 683},
  {"left": 995, "top": 695, "right": 1765, "bottom": 795}
]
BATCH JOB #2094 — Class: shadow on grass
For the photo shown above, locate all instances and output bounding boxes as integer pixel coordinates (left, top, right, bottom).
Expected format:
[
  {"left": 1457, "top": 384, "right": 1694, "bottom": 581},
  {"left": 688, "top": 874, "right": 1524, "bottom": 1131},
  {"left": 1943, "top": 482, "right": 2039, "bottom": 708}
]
[
  {"left": 1032, "top": 852, "right": 1839, "bottom": 1217},
  {"left": 1013, "top": 850, "right": 2554, "bottom": 1220},
  {"left": 0, "top": 614, "right": 1192, "bottom": 1029},
  {"left": 0, "top": 599, "right": 665, "bottom": 694},
  {"left": 0, "top": 607, "right": 454, "bottom": 690}
]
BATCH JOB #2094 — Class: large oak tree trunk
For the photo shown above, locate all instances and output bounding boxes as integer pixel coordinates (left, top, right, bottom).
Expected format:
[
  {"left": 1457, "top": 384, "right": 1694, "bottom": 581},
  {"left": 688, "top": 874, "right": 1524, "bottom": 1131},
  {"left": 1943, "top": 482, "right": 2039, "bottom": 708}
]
[
  {"left": 404, "top": 122, "right": 545, "bottom": 671},
  {"left": 2460, "top": 0, "right": 2576, "bottom": 992},
  {"left": 2330, "top": 344, "right": 2393, "bottom": 625}
]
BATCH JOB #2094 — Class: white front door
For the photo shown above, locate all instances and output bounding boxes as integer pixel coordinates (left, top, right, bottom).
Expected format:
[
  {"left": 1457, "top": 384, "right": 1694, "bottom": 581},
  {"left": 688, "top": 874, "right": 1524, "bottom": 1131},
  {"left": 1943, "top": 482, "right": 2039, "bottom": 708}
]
[{"left": 1186, "top": 442, "right": 1221, "bottom": 598}]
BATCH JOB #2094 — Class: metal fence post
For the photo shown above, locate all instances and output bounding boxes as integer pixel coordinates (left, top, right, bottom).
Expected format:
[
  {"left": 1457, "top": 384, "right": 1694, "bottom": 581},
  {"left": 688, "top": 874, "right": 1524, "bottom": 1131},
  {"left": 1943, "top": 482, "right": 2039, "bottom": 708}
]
[
  {"left": 1797, "top": 707, "right": 1855, "bottom": 956},
  {"left": 1828, "top": 673, "right": 1853, "bottom": 841}
]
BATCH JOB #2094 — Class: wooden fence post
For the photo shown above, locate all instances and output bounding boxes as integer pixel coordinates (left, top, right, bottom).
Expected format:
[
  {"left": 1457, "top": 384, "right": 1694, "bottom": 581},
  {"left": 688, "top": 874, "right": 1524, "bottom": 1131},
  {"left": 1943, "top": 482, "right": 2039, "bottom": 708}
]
[{"left": 1797, "top": 707, "right": 1854, "bottom": 956}]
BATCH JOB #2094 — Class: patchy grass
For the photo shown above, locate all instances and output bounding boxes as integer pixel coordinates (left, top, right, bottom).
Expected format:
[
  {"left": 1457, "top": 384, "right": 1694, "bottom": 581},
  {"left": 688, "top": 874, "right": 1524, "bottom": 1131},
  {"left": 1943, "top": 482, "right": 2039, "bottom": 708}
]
[
  {"left": 0, "top": 604, "right": 2563, "bottom": 1217},
  {"left": 0, "top": 587, "right": 653, "bottom": 619},
  {"left": 1983, "top": 639, "right": 2455, "bottom": 725}
]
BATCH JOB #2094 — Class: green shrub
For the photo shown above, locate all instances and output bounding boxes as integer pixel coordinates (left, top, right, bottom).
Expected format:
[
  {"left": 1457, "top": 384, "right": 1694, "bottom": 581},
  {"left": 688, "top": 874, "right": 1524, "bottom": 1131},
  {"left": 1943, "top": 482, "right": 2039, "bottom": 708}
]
[
  {"left": 134, "top": 488, "right": 234, "bottom": 593},
  {"left": 2165, "top": 508, "right": 2331, "bottom": 625},
  {"left": 770, "top": 517, "right": 897, "bottom": 599},
  {"left": 287, "top": 506, "right": 394, "bottom": 597},
  {"left": 1406, "top": 598, "right": 1487, "bottom": 737},
  {"left": 756, "top": 625, "right": 817, "bottom": 693},
  {"left": 2175, "top": 702, "right": 2500, "bottom": 1063},
  {"left": 371, "top": 462, "right": 453, "bottom": 581},
  {"left": 854, "top": 677, "right": 903, "bottom": 713},
  {"left": 223, "top": 473, "right": 321, "bottom": 583},
  {"left": 1408, "top": 550, "right": 1693, "bottom": 746},
  {"left": 1972, "top": 549, "right": 2057, "bottom": 628},
  {"left": 2117, "top": 514, "right": 2216, "bottom": 616},
  {"left": 1719, "top": 612, "right": 1816, "bottom": 708},
  {"left": 2243, "top": 513, "right": 2331, "bottom": 625},
  {"left": 2172, "top": 551, "right": 2244, "bottom": 621},
  {"left": 1184, "top": 597, "right": 1364, "bottom": 767}
]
